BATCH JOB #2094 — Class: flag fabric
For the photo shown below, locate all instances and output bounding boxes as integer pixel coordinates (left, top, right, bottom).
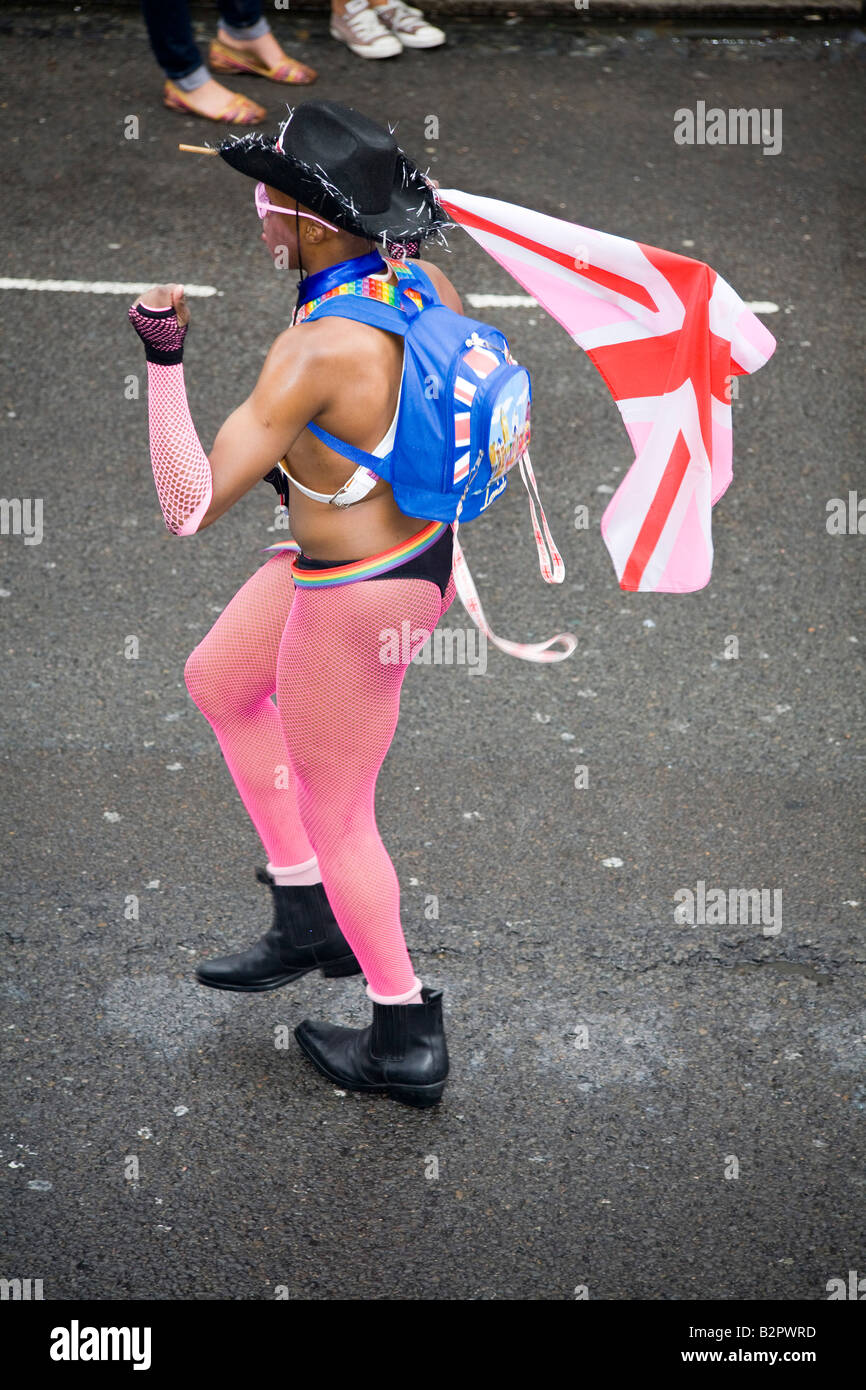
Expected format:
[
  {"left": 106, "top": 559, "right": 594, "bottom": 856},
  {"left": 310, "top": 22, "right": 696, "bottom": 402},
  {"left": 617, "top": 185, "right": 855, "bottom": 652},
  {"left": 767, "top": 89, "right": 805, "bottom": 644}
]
[{"left": 437, "top": 189, "right": 776, "bottom": 593}]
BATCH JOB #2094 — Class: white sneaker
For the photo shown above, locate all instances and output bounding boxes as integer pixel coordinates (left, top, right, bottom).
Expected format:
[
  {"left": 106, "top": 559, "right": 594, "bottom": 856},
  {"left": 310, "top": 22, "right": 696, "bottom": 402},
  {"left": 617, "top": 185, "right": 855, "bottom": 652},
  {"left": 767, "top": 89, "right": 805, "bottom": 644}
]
[
  {"left": 330, "top": 0, "right": 403, "bottom": 59},
  {"left": 374, "top": 0, "right": 446, "bottom": 48}
]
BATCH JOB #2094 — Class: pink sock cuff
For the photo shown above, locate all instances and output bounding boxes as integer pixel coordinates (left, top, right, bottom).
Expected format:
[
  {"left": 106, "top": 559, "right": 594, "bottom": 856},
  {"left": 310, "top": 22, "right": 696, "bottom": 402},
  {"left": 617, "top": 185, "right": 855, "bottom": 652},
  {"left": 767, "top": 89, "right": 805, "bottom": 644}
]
[
  {"left": 266, "top": 856, "right": 321, "bottom": 885},
  {"left": 267, "top": 856, "right": 318, "bottom": 874},
  {"left": 365, "top": 976, "right": 423, "bottom": 1006}
]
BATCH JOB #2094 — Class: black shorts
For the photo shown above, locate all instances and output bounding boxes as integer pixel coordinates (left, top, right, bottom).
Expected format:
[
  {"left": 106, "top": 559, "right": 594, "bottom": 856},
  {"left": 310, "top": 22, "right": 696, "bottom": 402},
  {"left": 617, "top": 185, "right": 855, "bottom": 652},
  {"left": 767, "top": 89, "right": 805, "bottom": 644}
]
[{"left": 292, "top": 522, "right": 454, "bottom": 600}]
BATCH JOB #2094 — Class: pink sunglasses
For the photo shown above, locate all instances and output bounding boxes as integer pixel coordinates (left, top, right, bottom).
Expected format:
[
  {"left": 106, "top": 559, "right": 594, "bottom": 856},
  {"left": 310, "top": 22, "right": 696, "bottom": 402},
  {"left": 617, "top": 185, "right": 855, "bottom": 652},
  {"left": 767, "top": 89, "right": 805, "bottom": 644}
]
[{"left": 254, "top": 181, "right": 339, "bottom": 232}]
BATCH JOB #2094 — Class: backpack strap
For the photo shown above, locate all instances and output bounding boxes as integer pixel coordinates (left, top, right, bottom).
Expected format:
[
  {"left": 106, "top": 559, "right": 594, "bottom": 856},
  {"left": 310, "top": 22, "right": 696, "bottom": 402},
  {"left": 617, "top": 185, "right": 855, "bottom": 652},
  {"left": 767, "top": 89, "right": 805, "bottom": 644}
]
[
  {"left": 305, "top": 420, "right": 390, "bottom": 470},
  {"left": 518, "top": 449, "right": 568, "bottom": 584},
  {"left": 301, "top": 297, "right": 411, "bottom": 337},
  {"left": 294, "top": 256, "right": 430, "bottom": 331},
  {"left": 451, "top": 529, "right": 575, "bottom": 663},
  {"left": 399, "top": 260, "right": 442, "bottom": 306},
  {"left": 450, "top": 447, "right": 577, "bottom": 663}
]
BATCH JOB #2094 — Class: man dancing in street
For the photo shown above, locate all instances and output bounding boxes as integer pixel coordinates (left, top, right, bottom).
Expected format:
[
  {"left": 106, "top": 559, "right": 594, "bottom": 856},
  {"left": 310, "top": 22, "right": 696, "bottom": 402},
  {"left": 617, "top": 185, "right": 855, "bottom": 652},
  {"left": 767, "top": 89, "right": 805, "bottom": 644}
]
[{"left": 129, "top": 102, "right": 461, "bottom": 1106}]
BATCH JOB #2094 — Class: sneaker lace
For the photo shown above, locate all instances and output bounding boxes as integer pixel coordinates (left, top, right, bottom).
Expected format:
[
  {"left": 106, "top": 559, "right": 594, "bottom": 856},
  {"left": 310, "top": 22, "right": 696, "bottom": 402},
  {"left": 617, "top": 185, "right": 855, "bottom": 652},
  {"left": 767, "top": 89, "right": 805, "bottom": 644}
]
[
  {"left": 380, "top": 1, "right": 424, "bottom": 24},
  {"left": 347, "top": 3, "right": 391, "bottom": 37}
]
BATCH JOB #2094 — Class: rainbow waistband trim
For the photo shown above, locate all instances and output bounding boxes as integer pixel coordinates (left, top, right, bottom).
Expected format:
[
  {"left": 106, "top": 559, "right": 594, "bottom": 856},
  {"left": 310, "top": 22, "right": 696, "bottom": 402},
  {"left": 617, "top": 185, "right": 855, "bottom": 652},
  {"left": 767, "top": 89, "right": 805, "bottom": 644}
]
[
  {"left": 292, "top": 258, "right": 424, "bottom": 325},
  {"left": 263, "top": 520, "right": 451, "bottom": 588}
]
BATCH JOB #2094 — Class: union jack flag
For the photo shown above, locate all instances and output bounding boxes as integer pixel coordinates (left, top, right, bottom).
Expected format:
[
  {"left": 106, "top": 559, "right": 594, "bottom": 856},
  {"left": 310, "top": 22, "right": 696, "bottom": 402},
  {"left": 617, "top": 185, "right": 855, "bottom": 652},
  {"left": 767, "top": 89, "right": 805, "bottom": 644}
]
[{"left": 438, "top": 189, "right": 776, "bottom": 593}]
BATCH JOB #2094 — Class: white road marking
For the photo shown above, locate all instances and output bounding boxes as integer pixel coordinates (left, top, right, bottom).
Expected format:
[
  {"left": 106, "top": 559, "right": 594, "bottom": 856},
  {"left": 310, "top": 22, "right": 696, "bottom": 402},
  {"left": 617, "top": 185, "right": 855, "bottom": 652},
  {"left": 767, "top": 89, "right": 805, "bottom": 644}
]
[
  {"left": 466, "top": 293, "right": 537, "bottom": 308},
  {"left": 0, "top": 278, "right": 220, "bottom": 296},
  {"left": 0, "top": 281, "right": 778, "bottom": 314},
  {"left": 742, "top": 301, "right": 779, "bottom": 314},
  {"left": 467, "top": 292, "right": 779, "bottom": 314}
]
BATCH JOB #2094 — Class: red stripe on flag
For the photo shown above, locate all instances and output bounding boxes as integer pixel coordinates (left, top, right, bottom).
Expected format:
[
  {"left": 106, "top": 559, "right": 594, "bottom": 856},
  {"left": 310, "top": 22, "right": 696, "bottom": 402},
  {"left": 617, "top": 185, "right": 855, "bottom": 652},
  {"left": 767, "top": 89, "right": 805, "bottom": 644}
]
[
  {"left": 440, "top": 199, "right": 658, "bottom": 314},
  {"left": 620, "top": 431, "right": 691, "bottom": 591}
]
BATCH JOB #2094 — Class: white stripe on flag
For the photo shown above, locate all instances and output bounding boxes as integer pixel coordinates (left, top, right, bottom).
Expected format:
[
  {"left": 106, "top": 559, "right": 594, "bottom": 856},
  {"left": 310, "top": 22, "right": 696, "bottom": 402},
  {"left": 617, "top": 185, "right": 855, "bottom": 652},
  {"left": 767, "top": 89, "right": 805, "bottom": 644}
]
[{"left": 466, "top": 291, "right": 777, "bottom": 314}]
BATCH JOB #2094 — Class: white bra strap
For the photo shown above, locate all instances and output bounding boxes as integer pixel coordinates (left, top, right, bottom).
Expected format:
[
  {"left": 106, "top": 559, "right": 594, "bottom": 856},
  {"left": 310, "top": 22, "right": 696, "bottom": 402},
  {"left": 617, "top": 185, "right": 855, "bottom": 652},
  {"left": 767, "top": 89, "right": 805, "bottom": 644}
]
[
  {"left": 281, "top": 461, "right": 380, "bottom": 508},
  {"left": 329, "top": 466, "right": 381, "bottom": 507}
]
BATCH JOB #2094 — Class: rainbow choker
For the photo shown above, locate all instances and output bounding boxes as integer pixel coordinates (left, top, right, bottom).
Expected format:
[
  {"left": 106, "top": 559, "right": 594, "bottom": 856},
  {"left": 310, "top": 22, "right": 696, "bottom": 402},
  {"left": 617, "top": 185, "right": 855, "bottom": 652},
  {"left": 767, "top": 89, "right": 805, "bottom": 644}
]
[{"left": 292, "top": 258, "right": 423, "bottom": 325}]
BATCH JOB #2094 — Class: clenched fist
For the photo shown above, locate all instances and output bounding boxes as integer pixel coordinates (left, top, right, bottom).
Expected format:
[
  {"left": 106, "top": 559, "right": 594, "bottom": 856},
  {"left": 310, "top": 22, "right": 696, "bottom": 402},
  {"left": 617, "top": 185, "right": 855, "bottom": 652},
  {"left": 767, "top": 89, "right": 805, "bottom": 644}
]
[
  {"left": 132, "top": 283, "right": 190, "bottom": 326},
  {"left": 128, "top": 283, "right": 190, "bottom": 365}
]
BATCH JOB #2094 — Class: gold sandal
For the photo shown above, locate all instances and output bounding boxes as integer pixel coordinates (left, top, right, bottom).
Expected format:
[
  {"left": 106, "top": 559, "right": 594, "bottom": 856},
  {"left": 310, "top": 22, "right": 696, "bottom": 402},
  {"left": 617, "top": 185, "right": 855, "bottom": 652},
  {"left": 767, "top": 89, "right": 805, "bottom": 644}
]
[
  {"left": 163, "top": 78, "right": 266, "bottom": 125},
  {"left": 208, "top": 37, "right": 317, "bottom": 85}
]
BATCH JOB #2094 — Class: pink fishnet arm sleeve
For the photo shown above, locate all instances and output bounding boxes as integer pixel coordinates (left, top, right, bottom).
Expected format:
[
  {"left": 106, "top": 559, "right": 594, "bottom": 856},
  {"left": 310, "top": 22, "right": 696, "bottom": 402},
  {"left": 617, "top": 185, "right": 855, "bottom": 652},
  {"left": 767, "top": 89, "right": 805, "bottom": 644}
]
[{"left": 144, "top": 360, "right": 214, "bottom": 536}]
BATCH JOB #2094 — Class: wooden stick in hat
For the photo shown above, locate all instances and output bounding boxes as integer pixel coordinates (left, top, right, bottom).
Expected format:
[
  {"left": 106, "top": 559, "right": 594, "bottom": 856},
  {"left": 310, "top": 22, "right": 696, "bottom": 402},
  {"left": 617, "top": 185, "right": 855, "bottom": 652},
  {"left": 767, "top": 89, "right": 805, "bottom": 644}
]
[{"left": 178, "top": 144, "right": 218, "bottom": 155}]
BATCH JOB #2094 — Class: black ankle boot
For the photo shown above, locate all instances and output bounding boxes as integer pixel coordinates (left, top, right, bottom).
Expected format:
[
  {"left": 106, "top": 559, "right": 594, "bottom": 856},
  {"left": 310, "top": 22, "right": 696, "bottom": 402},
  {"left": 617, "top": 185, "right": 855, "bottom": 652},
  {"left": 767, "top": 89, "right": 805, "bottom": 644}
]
[
  {"left": 195, "top": 867, "right": 363, "bottom": 992},
  {"left": 293, "top": 987, "right": 449, "bottom": 1107}
]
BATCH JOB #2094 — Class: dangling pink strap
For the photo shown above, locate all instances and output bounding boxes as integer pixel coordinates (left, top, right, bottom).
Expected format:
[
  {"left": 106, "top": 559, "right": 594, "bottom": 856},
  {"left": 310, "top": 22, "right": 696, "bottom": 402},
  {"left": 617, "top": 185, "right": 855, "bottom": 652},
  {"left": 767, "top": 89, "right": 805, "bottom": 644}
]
[
  {"left": 519, "top": 449, "right": 567, "bottom": 583},
  {"left": 451, "top": 450, "right": 577, "bottom": 664}
]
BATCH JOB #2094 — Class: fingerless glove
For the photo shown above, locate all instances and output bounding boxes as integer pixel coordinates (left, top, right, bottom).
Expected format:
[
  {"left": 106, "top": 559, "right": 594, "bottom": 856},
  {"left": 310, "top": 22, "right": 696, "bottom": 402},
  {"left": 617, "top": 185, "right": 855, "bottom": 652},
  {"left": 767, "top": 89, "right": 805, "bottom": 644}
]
[{"left": 128, "top": 301, "right": 189, "bottom": 364}]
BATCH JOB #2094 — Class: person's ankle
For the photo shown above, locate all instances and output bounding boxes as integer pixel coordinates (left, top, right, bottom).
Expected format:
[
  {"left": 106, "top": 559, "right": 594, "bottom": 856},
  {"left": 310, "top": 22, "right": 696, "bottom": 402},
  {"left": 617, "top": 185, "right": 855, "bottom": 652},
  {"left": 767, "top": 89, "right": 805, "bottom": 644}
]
[
  {"left": 219, "top": 30, "right": 258, "bottom": 50},
  {"left": 181, "top": 78, "right": 220, "bottom": 101},
  {"left": 217, "top": 24, "right": 264, "bottom": 48}
]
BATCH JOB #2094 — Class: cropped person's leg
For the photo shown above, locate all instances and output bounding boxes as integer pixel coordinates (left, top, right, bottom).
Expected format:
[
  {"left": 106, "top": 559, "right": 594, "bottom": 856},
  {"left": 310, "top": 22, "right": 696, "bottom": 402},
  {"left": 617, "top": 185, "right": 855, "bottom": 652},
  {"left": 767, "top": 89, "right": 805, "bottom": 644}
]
[
  {"left": 329, "top": 0, "right": 444, "bottom": 57},
  {"left": 140, "top": 0, "right": 206, "bottom": 83},
  {"left": 276, "top": 575, "right": 444, "bottom": 1003},
  {"left": 217, "top": 0, "right": 268, "bottom": 36},
  {"left": 213, "top": 0, "right": 318, "bottom": 83},
  {"left": 142, "top": 0, "right": 267, "bottom": 121}
]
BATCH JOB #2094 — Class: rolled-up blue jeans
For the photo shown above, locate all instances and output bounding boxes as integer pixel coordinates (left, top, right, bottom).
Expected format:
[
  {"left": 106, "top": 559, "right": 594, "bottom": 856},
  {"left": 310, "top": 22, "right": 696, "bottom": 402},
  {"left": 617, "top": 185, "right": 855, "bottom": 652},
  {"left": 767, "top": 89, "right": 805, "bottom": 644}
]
[{"left": 141, "top": 1, "right": 272, "bottom": 88}]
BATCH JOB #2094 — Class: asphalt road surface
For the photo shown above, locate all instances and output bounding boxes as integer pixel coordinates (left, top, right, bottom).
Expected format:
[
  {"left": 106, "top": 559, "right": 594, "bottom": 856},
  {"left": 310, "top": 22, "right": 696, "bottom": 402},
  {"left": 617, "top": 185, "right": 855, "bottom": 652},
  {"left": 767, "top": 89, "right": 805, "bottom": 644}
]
[{"left": 1, "top": 5, "right": 864, "bottom": 1301}]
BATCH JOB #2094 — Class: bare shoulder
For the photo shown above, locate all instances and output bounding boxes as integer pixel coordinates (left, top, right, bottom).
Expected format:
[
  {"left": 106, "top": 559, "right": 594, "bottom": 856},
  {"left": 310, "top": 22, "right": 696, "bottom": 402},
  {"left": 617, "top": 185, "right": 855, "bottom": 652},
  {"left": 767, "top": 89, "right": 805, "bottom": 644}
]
[
  {"left": 415, "top": 258, "right": 464, "bottom": 315},
  {"left": 266, "top": 319, "right": 321, "bottom": 362},
  {"left": 263, "top": 318, "right": 345, "bottom": 376},
  {"left": 252, "top": 320, "right": 334, "bottom": 419},
  {"left": 257, "top": 316, "right": 396, "bottom": 411}
]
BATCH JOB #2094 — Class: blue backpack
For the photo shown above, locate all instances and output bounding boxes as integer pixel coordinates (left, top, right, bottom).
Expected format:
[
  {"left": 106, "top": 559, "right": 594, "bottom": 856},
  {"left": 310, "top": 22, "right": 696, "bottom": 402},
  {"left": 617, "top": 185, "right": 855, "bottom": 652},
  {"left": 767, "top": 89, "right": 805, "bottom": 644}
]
[
  {"left": 298, "top": 259, "right": 531, "bottom": 523},
  {"left": 294, "top": 258, "right": 576, "bottom": 663}
]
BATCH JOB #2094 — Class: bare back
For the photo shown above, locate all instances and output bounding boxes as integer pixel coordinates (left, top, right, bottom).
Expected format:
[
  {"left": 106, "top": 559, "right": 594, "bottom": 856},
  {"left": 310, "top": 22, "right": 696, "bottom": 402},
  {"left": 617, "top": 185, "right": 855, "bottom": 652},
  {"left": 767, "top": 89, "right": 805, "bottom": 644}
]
[{"left": 278, "top": 258, "right": 462, "bottom": 562}]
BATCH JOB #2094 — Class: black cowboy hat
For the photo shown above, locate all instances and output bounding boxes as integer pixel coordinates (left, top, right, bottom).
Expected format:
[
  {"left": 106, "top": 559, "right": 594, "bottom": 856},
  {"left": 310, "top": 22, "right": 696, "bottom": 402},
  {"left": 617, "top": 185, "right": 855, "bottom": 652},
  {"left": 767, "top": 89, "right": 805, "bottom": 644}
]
[{"left": 215, "top": 100, "right": 452, "bottom": 248}]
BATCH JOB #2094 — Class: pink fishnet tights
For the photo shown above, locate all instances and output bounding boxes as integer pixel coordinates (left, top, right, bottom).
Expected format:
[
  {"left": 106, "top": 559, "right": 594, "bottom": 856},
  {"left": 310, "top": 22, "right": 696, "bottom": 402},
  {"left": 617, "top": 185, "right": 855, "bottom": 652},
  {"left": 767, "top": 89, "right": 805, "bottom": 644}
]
[{"left": 184, "top": 553, "right": 457, "bottom": 998}]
